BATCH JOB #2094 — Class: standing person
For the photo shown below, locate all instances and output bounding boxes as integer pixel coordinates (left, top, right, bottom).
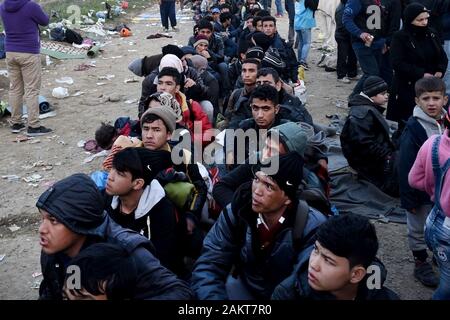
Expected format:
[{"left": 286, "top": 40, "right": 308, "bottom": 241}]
[
  {"left": 334, "top": 0, "right": 358, "bottom": 83},
  {"left": 0, "top": 0, "right": 52, "bottom": 136},
  {"left": 160, "top": 0, "right": 178, "bottom": 32},
  {"left": 409, "top": 109, "right": 450, "bottom": 300},
  {"left": 387, "top": 3, "right": 448, "bottom": 131},
  {"left": 294, "top": 0, "right": 316, "bottom": 70}
]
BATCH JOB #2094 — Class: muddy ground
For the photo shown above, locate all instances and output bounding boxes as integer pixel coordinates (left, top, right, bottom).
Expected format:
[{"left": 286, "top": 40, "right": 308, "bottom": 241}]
[{"left": 0, "top": 4, "right": 435, "bottom": 300}]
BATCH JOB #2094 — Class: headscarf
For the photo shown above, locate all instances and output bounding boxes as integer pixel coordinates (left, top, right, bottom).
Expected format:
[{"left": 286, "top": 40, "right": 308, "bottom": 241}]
[{"left": 188, "top": 55, "right": 209, "bottom": 74}]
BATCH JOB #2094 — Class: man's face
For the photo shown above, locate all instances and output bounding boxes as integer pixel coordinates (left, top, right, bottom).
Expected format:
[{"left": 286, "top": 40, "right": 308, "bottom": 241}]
[
  {"left": 106, "top": 168, "right": 137, "bottom": 196},
  {"left": 255, "top": 20, "right": 263, "bottom": 32},
  {"left": 213, "top": 12, "right": 220, "bottom": 21},
  {"left": 242, "top": 62, "right": 258, "bottom": 86},
  {"left": 416, "top": 91, "right": 447, "bottom": 119},
  {"left": 221, "top": 7, "right": 230, "bottom": 13},
  {"left": 198, "top": 27, "right": 213, "bottom": 40},
  {"left": 262, "top": 136, "right": 287, "bottom": 161},
  {"left": 251, "top": 171, "right": 290, "bottom": 214},
  {"left": 39, "top": 210, "right": 84, "bottom": 256},
  {"left": 142, "top": 120, "right": 171, "bottom": 150},
  {"left": 371, "top": 91, "right": 389, "bottom": 106},
  {"left": 157, "top": 75, "right": 180, "bottom": 96},
  {"left": 256, "top": 74, "right": 282, "bottom": 91},
  {"left": 308, "top": 241, "right": 364, "bottom": 294},
  {"left": 262, "top": 20, "right": 276, "bottom": 37},
  {"left": 251, "top": 98, "right": 279, "bottom": 129}
]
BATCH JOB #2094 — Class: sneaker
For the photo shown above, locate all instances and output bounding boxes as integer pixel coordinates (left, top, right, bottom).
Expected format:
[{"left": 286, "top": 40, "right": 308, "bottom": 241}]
[
  {"left": 299, "top": 61, "right": 309, "bottom": 70},
  {"left": 275, "top": 13, "right": 283, "bottom": 18},
  {"left": 11, "top": 123, "right": 26, "bottom": 133},
  {"left": 27, "top": 126, "right": 52, "bottom": 137},
  {"left": 337, "top": 77, "right": 351, "bottom": 84},
  {"left": 162, "top": 27, "right": 169, "bottom": 32},
  {"left": 414, "top": 261, "right": 439, "bottom": 288},
  {"left": 172, "top": 26, "right": 179, "bottom": 32},
  {"left": 348, "top": 74, "right": 362, "bottom": 81}
]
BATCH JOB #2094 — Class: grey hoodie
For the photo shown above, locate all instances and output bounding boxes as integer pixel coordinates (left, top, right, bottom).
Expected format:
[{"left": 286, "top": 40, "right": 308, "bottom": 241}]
[{"left": 413, "top": 105, "right": 446, "bottom": 138}]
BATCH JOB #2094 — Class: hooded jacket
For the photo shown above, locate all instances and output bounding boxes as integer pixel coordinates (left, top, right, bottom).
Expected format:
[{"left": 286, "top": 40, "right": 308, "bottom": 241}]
[
  {"left": 37, "top": 175, "right": 193, "bottom": 300},
  {"left": 0, "top": 0, "right": 49, "bottom": 54},
  {"left": 191, "top": 182, "right": 327, "bottom": 300},
  {"left": 398, "top": 106, "right": 445, "bottom": 211},
  {"left": 105, "top": 180, "right": 186, "bottom": 276},
  {"left": 272, "top": 257, "right": 399, "bottom": 300},
  {"left": 340, "top": 94, "right": 395, "bottom": 182}
]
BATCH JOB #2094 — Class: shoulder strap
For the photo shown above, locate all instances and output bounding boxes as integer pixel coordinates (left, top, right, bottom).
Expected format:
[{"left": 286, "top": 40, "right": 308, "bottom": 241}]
[
  {"left": 292, "top": 200, "right": 309, "bottom": 251},
  {"left": 431, "top": 135, "right": 441, "bottom": 172}
]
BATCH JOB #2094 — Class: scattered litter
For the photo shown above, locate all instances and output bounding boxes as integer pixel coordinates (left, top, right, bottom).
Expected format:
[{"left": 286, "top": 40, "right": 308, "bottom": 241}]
[
  {"left": 71, "top": 91, "right": 85, "bottom": 97},
  {"left": 96, "top": 82, "right": 106, "bottom": 86},
  {"left": 124, "top": 77, "right": 138, "bottom": 83},
  {"left": 32, "top": 272, "right": 42, "bottom": 278},
  {"left": 124, "top": 98, "right": 138, "bottom": 104},
  {"left": 127, "top": 49, "right": 137, "bottom": 52},
  {"left": 55, "top": 76, "right": 74, "bottom": 85},
  {"left": 52, "top": 87, "right": 69, "bottom": 99},
  {"left": 335, "top": 100, "right": 347, "bottom": 109},
  {"left": 41, "top": 180, "right": 56, "bottom": 188},
  {"left": 146, "top": 33, "right": 172, "bottom": 39},
  {"left": 8, "top": 224, "right": 21, "bottom": 232},
  {"left": 58, "top": 140, "right": 66, "bottom": 145},
  {"left": 39, "top": 111, "right": 57, "bottom": 119},
  {"left": 2, "top": 175, "right": 20, "bottom": 181},
  {"left": 55, "top": 162, "right": 62, "bottom": 166},
  {"left": 107, "top": 95, "right": 121, "bottom": 102},
  {"left": 111, "top": 56, "right": 122, "bottom": 59},
  {"left": 0, "top": 254, "right": 5, "bottom": 262},
  {"left": 14, "top": 135, "right": 30, "bottom": 143},
  {"left": 98, "top": 74, "right": 115, "bottom": 80},
  {"left": 28, "top": 183, "right": 39, "bottom": 187},
  {"left": 28, "top": 139, "right": 41, "bottom": 144},
  {"left": 23, "top": 174, "right": 43, "bottom": 183},
  {"left": 45, "top": 56, "right": 53, "bottom": 66},
  {"left": 30, "top": 281, "right": 41, "bottom": 289},
  {"left": 77, "top": 140, "right": 86, "bottom": 148},
  {"left": 0, "top": 70, "right": 8, "bottom": 77},
  {"left": 83, "top": 149, "right": 108, "bottom": 164}
]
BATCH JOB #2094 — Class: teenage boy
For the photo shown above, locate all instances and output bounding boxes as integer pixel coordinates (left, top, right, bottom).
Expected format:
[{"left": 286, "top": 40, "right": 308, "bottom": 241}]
[
  {"left": 340, "top": 76, "right": 398, "bottom": 196},
  {"left": 272, "top": 214, "right": 399, "bottom": 300},
  {"left": 398, "top": 76, "right": 447, "bottom": 288}
]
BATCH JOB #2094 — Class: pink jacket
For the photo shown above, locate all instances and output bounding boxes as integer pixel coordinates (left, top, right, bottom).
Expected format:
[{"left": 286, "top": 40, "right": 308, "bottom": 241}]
[{"left": 409, "top": 130, "right": 450, "bottom": 217}]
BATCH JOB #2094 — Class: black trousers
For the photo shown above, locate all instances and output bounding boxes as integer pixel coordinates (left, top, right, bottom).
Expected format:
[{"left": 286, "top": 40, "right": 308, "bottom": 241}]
[
  {"left": 336, "top": 38, "right": 357, "bottom": 79},
  {"left": 160, "top": 1, "right": 177, "bottom": 29}
]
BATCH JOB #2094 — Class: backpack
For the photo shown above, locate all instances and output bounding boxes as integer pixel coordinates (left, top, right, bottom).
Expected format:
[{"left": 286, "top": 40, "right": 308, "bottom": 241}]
[
  {"left": 156, "top": 168, "right": 195, "bottom": 211},
  {"left": 304, "top": 0, "right": 319, "bottom": 11},
  {"left": 64, "top": 28, "right": 83, "bottom": 45}
]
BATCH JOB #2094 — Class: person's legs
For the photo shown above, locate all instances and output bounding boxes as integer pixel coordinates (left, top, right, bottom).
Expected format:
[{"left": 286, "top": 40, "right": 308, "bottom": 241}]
[
  {"left": 296, "top": 30, "right": 304, "bottom": 63},
  {"left": 168, "top": 0, "right": 177, "bottom": 28},
  {"left": 299, "top": 28, "right": 312, "bottom": 64},
  {"left": 442, "top": 40, "right": 450, "bottom": 96},
  {"left": 20, "top": 53, "right": 42, "bottom": 129},
  {"left": 379, "top": 50, "right": 393, "bottom": 87},
  {"left": 275, "top": 0, "right": 283, "bottom": 15},
  {"left": 351, "top": 44, "right": 381, "bottom": 96},
  {"left": 160, "top": 1, "right": 170, "bottom": 29},
  {"left": 336, "top": 39, "right": 347, "bottom": 79},
  {"left": 285, "top": 0, "right": 295, "bottom": 45},
  {"left": 346, "top": 40, "right": 358, "bottom": 78},
  {"left": 6, "top": 52, "right": 25, "bottom": 127}
]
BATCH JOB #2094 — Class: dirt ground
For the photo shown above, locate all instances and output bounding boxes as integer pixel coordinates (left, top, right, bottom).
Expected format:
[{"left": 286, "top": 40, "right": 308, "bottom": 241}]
[{"left": 0, "top": 4, "right": 435, "bottom": 300}]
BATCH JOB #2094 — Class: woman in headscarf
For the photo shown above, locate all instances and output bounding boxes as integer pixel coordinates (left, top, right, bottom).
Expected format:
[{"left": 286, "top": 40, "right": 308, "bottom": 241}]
[{"left": 387, "top": 3, "right": 448, "bottom": 133}]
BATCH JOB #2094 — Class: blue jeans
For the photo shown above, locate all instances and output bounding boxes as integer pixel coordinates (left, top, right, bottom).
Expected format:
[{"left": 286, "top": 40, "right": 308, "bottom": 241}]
[
  {"left": 425, "top": 207, "right": 450, "bottom": 300},
  {"left": 160, "top": 1, "right": 176, "bottom": 29},
  {"left": 275, "top": 0, "right": 284, "bottom": 15},
  {"left": 296, "top": 29, "right": 311, "bottom": 63},
  {"left": 442, "top": 40, "right": 450, "bottom": 96},
  {"left": 351, "top": 43, "right": 382, "bottom": 96}
]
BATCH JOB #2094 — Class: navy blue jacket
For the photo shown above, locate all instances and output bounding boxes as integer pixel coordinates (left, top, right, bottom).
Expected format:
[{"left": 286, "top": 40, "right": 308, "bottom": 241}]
[{"left": 398, "top": 116, "right": 432, "bottom": 210}]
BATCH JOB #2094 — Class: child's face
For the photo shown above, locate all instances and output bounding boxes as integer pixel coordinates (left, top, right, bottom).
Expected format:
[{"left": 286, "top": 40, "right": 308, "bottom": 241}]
[
  {"left": 371, "top": 91, "right": 389, "bottom": 106},
  {"left": 106, "top": 168, "right": 142, "bottom": 196},
  {"left": 308, "top": 241, "right": 366, "bottom": 295},
  {"left": 415, "top": 91, "right": 448, "bottom": 119}
]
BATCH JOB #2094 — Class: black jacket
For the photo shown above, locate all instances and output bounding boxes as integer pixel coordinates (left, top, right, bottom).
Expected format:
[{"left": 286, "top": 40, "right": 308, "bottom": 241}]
[
  {"left": 278, "top": 89, "right": 314, "bottom": 125},
  {"left": 335, "top": 1, "right": 350, "bottom": 41},
  {"left": 39, "top": 216, "right": 193, "bottom": 300},
  {"left": 188, "top": 34, "right": 225, "bottom": 63},
  {"left": 272, "top": 257, "right": 399, "bottom": 300},
  {"left": 398, "top": 116, "right": 433, "bottom": 210},
  {"left": 386, "top": 26, "right": 448, "bottom": 122},
  {"left": 340, "top": 94, "right": 395, "bottom": 182},
  {"left": 191, "top": 183, "right": 327, "bottom": 300}
]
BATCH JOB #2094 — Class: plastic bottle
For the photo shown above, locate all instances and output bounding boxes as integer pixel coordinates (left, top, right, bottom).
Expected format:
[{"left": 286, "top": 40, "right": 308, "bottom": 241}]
[{"left": 297, "top": 65, "right": 305, "bottom": 81}]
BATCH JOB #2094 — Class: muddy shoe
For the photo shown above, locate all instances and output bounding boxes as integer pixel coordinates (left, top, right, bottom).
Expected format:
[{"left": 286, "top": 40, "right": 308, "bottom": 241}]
[
  {"left": 11, "top": 123, "right": 26, "bottom": 133},
  {"left": 414, "top": 261, "right": 439, "bottom": 288},
  {"left": 27, "top": 126, "right": 52, "bottom": 137}
]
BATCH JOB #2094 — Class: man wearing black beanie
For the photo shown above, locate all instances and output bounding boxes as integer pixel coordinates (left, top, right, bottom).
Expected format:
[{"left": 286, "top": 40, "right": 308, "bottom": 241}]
[
  {"left": 37, "top": 173, "right": 193, "bottom": 300},
  {"left": 191, "top": 152, "right": 327, "bottom": 300}
]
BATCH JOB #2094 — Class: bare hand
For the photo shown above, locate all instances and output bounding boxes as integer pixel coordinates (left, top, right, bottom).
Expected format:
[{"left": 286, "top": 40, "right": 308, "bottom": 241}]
[
  {"left": 360, "top": 32, "right": 372, "bottom": 43},
  {"left": 186, "top": 217, "right": 195, "bottom": 235},
  {"left": 424, "top": 73, "right": 434, "bottom": 78},
  {"left": 435, "top": 72, "right": 443, "bottom": 78},
  {"left": 318, "top": 159, "right": 328, "bottom": 171},
  {"left": 184, "top": 78, "right": 196, "bottom": 88},
  {"left": 200, "top": 50, "right": 211, "bottom": 59},
  {"left": 382, "top": 44, "right": 389, "bottom": 54}
]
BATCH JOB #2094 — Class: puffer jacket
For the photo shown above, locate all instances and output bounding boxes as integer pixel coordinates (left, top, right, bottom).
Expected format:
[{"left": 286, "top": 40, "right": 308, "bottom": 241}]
[
  {"left": 191, "top": 182, "right": 327, "bottom": 300},
  {"left": 340, "top": 94, "right": 395, "bottom": 182},
  {"left": 39, "top": 216, "right": 194, "bottom": 300},
  {"left": 272, "top": 256, "right": 400, "bottom": 300}
]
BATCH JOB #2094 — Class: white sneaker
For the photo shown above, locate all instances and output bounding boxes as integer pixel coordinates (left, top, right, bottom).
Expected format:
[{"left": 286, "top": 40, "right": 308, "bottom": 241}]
[{"left": 337, "top": 77, "right": 351, "bottom": 84}]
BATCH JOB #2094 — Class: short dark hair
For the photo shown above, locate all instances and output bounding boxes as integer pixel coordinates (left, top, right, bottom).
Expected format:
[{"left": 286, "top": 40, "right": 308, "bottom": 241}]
[
  {"left": 219, "top": 3, "right": 232, "bottom": 11},
  {"left": 244, "top": 13, "right": 254, "bottom": 21},
  {"left": 415, "top": 76, "right": 446, "bottom": 97},
  {"left": 95, "top": 122, "right": 116, "bottom": 150},
  {"left": 220, "top": 12, "right": 233, "bottom": 23},
  {"left": 261, "top": 15, "right": 276, "bottom": 25},
  {"left": 158, "top": 67, "right": 182, "bottom": 86},
  {"left": 249, "top": 84, "right": 279, "bottom": 105},
  {"left": 140, "top": 113, "right": 170, "bottom": 132},
  {"left": 249, "top": 7, "right": 261, "bottom": 16},
  {"left": 238, "top": 40, "right": 250, "bottom": 57},
  {"left": 197, "top": 19, "right": 213, "bottom": 31},
  {"left": 257, "top": 67, "right": 280, "bottom": 83},
  {"left": 65, "top": 243, "right": 137, "bottom": 300},
  {"left": 252, "top": 16, "right": 262, "bottom": 27},
  {"left": 316, "top": 214, "right": 379, "bottom": 269},
  {"left": 112, "top": 148, "right": 147, "bottom": 184},
  {"left": 242, "top": 58, "right": 261, "bottom": 68}
]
